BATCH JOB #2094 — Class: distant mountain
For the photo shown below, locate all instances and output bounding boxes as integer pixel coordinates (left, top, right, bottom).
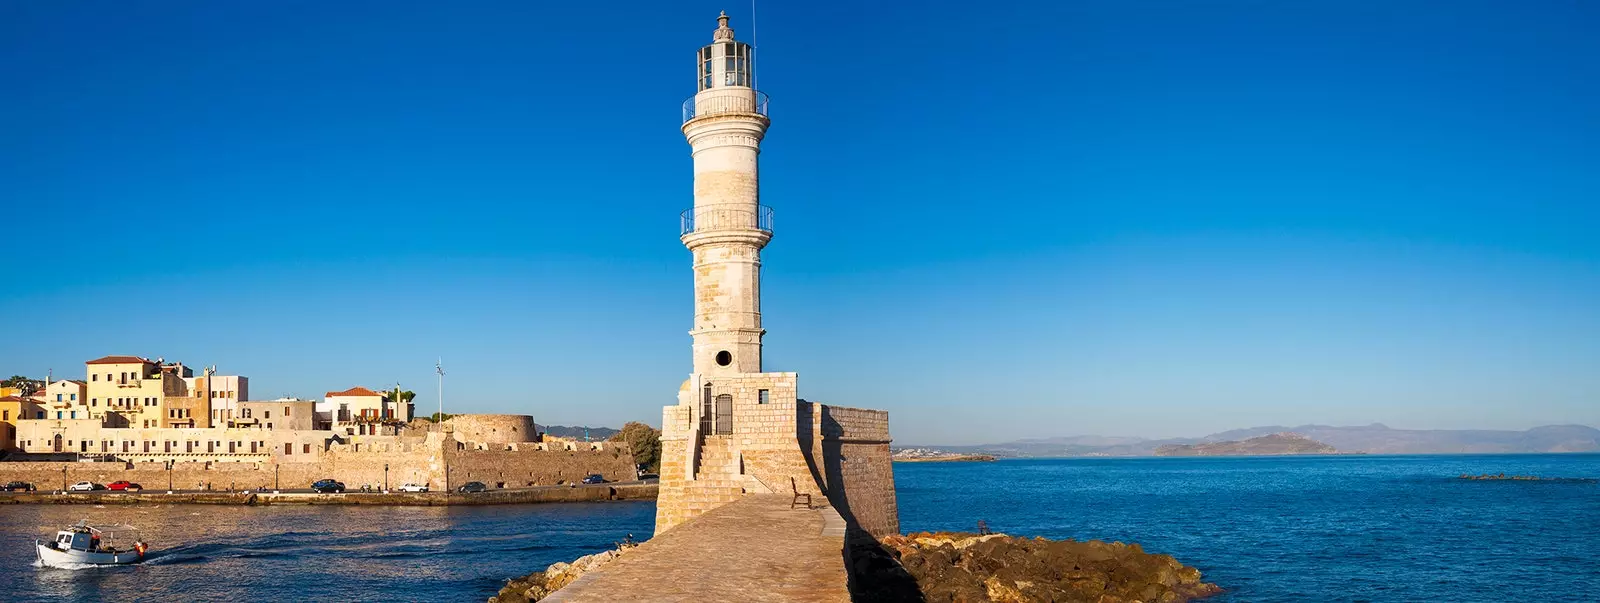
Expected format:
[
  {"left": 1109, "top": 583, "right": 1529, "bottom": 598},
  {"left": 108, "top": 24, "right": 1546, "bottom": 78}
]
[
  {"left": 1155, "top": 433, "right": 1340, "bottom": 457},
  {"left": 538, "top": 425, "right": 618, "bottom": 441},
  {"left": 925, "top": 424, "right": 1600, "bottom": 457}
]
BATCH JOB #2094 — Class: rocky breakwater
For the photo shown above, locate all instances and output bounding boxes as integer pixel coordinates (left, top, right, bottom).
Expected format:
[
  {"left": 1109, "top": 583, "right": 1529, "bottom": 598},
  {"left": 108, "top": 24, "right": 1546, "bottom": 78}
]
[
  {"left": 489, "top": 543, "right": 635, "bottom": 603},
  {"left": 849, "top": 532, "right": 1221, "bottom": 602}
]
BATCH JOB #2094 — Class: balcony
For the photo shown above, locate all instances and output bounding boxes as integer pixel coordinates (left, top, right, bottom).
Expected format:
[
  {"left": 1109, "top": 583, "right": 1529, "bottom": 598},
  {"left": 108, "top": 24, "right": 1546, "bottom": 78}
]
[
  {"left": 682, "top": 90, "right": 769, "bottom": 124},
  {"left": 680, "top": 205, "right": 773, "bottom": 236}
]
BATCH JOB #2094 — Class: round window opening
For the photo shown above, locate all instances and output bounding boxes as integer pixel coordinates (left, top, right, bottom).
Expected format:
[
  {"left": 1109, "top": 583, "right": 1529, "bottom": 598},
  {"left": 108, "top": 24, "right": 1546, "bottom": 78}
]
[{"left": 715, "top": 351, "right": 733, "bottom": 367}]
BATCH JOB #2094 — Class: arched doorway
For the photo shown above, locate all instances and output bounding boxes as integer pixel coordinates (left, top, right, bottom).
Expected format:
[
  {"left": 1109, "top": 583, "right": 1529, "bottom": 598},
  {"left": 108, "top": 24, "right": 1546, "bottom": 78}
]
[{"left": 52, "top": 434, "right": 63, "bottom": 453}]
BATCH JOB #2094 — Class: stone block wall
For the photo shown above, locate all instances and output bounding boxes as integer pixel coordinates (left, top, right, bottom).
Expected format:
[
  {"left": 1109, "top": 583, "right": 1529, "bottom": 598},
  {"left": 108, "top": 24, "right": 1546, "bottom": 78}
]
[
  {"left": 445, "top": 414, "right": 537, "bottom": 444},
  {"left": 653, "top": 373, "right": 900, "bottom": 538},
  {"left": 0, "top": 437, "right": 635, "bottom": 493},
  {"left": 816, "top": 404, "right": 899, "bottom": 538}
]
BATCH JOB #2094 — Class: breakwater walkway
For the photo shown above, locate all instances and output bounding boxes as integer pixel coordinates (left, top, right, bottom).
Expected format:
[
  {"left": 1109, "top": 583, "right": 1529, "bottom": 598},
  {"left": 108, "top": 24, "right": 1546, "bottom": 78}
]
[{"left": 545, "top": 494, "right": 850, "bottom": 602}]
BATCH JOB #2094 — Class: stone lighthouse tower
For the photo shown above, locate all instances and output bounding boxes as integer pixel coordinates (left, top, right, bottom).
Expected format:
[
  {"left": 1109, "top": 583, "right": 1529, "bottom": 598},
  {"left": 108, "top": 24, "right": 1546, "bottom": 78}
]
[
  {"left": 680, "top": 10, "right": 771, "bottom": 378},
  {"left": 655, "top": 13, "right": 898, "bottom": 539}
]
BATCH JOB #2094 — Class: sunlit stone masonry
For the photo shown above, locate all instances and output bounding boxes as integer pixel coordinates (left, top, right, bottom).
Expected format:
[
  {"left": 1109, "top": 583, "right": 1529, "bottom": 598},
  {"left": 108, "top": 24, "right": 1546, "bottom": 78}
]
[{"left": 654, "top": 12, "right": 899, "bottom": 539}]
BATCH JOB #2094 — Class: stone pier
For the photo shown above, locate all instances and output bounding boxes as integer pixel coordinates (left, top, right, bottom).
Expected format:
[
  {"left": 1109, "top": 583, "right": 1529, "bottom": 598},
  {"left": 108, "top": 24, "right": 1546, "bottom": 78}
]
[{"left": 544, "top": 495, "right": 850, "bottom": 602}]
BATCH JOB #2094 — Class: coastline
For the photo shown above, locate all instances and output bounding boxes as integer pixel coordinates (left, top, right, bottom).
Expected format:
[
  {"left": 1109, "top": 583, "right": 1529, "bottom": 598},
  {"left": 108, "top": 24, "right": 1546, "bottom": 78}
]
[
  {"left": 892, "top": 454, "right": 997, "bottom": 463},
  {"left": 0, "top": 482, "right": 657, "bottom": 506}
]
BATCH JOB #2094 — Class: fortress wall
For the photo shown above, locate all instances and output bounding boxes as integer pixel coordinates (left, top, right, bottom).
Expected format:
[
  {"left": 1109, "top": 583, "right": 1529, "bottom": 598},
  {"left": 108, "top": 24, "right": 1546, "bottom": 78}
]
[
  {"left": 0, "top": 440, "right": 634, "bottom": 493},
  {"left": 818, "top": 404, "right": 899, "bottom": 538},
  {"left": 445, "top": 414, "right": 537, "bottom": 444},
  {"left": 447, "top": 445, "right": 636, "bottom": 489}
]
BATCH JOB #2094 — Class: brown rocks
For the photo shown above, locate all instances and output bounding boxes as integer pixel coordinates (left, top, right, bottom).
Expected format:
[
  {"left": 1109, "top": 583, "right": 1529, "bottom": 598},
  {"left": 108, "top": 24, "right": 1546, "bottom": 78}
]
[
  {"left": 489, "top": 546, "right": 632, "bottom": 603},
  {"left": 850, "top": 531, "right": 1221, "bottom": 602}
]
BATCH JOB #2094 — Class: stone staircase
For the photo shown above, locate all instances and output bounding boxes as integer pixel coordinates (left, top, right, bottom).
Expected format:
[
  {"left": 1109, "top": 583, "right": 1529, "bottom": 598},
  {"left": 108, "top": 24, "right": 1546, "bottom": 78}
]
[{"left": 685, "top": 435, "right": 745, "bottom": 509}]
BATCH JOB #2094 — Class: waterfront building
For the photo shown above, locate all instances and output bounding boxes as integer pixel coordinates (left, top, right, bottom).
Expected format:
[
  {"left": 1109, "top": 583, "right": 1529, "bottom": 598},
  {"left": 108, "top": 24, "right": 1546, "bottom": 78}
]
[
  {"left": 323, "top": 386, "right": 409, "bottom": 435},
  {"left": 654, "top": 14, "right": 899, "bottom": 537},
  {"left": 84, "top": 356, "right": 188, "bottom": 429},
  {"left": 236, "top": 399, "right": 315, "bottom": 431},
  {"left": 40, "top": 380, "right": 89, "bottom": 419},
  {"left": 0, "top": 395, "right": 44, "bottom": 451},
  {"left": 185, "top": 373, "right": 249, "bottom": 425}
]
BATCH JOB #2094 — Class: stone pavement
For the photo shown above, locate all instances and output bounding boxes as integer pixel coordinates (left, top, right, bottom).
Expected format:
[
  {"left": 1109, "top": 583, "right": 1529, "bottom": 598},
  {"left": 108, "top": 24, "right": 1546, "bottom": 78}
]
[{"left": 544, "top": 494, "right": 850, "bottom": 602}]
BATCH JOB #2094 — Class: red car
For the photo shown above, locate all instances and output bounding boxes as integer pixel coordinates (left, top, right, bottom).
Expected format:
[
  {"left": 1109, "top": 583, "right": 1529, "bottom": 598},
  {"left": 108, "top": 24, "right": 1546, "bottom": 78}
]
[{"left": 107, "top": 481, "right": 143, "bottom": 492}]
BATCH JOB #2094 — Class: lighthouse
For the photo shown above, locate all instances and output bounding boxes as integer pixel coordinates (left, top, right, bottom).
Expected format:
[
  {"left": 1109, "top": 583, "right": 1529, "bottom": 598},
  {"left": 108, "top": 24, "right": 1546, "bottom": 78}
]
[
  {"left": 654, "top": 13, "right": 899, "bottom": 538},
  {"left": 680, "top": 10, "right": 772, "bottom": 377}
]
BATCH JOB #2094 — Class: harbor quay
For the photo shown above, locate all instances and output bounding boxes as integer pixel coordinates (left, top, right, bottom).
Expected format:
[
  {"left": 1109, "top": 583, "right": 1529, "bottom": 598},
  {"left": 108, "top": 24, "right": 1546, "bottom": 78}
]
[{"left": 0, "top": 481, "right": 657, "bottom": 506}]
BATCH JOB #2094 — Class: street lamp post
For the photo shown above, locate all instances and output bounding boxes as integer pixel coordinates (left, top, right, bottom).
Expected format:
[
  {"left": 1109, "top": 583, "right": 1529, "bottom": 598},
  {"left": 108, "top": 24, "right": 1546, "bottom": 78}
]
[
  {"left": 60, "top": 466, "right": 66, "bottom": 492},
  {"left": 275, "top": 464, "right": 280, "bottom": 491},
  {"left": 167, "top": 460, "right": 173, "bottom": 493},
  {"left": 384, "top": 463, "right": 389, "bottom": 493}
]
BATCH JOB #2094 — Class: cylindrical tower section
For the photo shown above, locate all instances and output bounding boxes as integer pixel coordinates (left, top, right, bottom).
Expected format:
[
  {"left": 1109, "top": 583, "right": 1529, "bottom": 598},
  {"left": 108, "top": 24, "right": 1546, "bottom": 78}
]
[{"left": 681, "top": 12, "right": 771, "bottom": 377}]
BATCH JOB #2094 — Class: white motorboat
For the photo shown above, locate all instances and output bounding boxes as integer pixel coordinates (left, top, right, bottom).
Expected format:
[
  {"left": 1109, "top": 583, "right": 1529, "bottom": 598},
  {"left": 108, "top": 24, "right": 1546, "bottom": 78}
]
[{"left": 35, "top": 520, "right": 148, "bottom": 567}]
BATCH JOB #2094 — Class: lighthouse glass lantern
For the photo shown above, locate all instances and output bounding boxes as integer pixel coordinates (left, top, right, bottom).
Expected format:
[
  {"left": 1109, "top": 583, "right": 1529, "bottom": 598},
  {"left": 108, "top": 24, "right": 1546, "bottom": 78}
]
[{"left": 698, "top": 19, "right": 753, "bottom": 90}]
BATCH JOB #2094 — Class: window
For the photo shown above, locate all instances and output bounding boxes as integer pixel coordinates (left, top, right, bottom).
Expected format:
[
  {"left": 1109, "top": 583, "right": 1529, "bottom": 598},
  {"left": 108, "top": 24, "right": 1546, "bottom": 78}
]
[
  {"left": 266, "top": 423, "right": 272, "bottom": 429},
  {"left": 91, "top": 398, "right": 96, "bottom": 406},
  {"left": 2, "top": 411, "right": 7, "bottom": 420},
  {"left": 285, "top": 443, "right": 292, "bottom": 455},
  {"left": 284, "top": 407, "right": 290, "bottom": 416},
  {"left": 71, "top": 394, "right": 76, "bottom": 401},
  {"left": 56, "top": 394, "right": 62, "bottom": 402},
  {"left": 92, "top": 374, "right": 98, "bottom": 382},
  {"left": 303, "top": 444, "right": 311, "bottom": 454},
  {"left": 264, "top": 410, "right": 271, "bottom": 419},
  {"left": 56, "top": 411, "right": 62, "bottom": 419},
  {"left": 758, "top": 389, "right": 770, "bottom": 405}
]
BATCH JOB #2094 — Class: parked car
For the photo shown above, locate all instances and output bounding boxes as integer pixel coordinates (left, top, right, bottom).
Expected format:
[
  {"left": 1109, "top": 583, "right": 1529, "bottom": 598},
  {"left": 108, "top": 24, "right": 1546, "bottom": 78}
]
[
  {"left": 107, "top": 481, "right": 143, "bottom": 492},
  {"left": 397, "top": 483, "right": 429, "bottom": 493},
  {"left": 582, "top": 474, "right": 606, "bottom": 485},
  {"left": 2, "top": 481, "right": 35, "bottom": 492},
  {"left": 67, "top": 481, "right": 105, "bottom": 492},
  {"left": 311, "top": 479, "right": 346, "bottom": 493},
  {"left": 457, "top": 481, "right": 487, "bottom": 494}
]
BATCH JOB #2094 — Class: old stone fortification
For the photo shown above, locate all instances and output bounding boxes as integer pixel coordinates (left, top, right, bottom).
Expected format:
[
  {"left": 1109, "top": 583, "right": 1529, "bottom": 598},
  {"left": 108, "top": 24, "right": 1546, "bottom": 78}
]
[
  {"left": 444, "top": 414, "right": 538, "bottom": 445},
  {"left": 0, "top": 430, "right": 634, "bottom": 492},
  {"left": 656, "top": 382, "right": 899, "bottom": 538}
]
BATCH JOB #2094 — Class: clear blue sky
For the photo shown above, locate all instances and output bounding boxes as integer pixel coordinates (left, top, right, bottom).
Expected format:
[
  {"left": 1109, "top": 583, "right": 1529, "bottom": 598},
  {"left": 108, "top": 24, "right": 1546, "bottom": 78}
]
[{"left": 2, "top": 1, "right": 1596, "bottom": 445}]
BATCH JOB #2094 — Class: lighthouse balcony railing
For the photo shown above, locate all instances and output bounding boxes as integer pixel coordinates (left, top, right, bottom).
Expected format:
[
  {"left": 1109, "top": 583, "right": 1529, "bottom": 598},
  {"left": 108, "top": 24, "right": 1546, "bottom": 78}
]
[
  {"left": 680, "top": 205, "right": 773, "bottom": 235},
  {"left": 682, "top": 91, "right": 769, "bottom": 124}
]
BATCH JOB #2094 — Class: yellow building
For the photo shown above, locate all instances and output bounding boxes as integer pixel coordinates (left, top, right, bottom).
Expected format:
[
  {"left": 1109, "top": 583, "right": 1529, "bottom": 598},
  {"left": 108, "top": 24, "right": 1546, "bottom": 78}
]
[
  {"left": 0, "top": 395, "right": 44, "bottom": 451},
  {"left": 85, "top": 356, "right": 189, "bottom": 429},
  {"left": 39, "top": 380, "right": 90, "bottom": 421}
]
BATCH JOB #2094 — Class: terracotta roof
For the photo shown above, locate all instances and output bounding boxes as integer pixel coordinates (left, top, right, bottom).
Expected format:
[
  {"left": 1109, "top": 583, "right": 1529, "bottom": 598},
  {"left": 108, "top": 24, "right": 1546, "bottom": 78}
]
[
  {"left": 326, "top": 386, "right": 382, "bottom": 398},
  {"left": 86, "top": 355, "right": 153, "bottom": 365},
  {"left": 58, "top": 379, "right": 86, "bottom": 385},
  {"left": 0, "top": 395, "right": 33, "bottom": 402}
]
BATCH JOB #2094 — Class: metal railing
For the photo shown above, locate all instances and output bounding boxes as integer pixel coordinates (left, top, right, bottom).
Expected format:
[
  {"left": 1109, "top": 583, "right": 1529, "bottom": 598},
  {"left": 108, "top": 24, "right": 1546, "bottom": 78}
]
[
  {"left": 680, "top": 204, "right": 773, "bottom": 235},
  {"left": 682, "top": 90, "right": 769, "bottom": 124}
]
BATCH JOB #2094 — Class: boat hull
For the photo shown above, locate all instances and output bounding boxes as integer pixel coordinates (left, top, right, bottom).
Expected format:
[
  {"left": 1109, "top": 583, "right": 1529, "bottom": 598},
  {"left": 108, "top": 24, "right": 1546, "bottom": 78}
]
[{"left": 35, "top": 541, "right": 144, "bottom": 567}]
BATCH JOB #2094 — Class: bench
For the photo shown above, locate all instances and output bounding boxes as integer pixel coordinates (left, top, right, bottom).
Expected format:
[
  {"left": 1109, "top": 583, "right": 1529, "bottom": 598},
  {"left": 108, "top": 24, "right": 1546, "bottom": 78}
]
[{"left": 790, "top": 477, "right": 812, "bottom": 510}]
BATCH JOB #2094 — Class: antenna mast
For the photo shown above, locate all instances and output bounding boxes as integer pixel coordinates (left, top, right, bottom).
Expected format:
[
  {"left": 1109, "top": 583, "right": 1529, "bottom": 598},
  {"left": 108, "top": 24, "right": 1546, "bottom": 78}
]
[
  {"left": 750, "top": 0, "right": 758, "bottom": 89},
  {"left": 435, "top": 358, "right": 445, "bottom": 427}
]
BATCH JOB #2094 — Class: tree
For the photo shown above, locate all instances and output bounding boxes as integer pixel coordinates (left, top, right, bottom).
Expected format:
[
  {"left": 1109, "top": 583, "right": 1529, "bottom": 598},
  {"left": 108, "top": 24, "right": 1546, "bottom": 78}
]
[
  {"left": 2, "top": 375, "right": 42, "bottom": 396},
  {"left": 609, "top": 421, "right": 662, "bottom": 473},
  {"left": 424, "top": 412, "right": 455, "bottom": 423}
]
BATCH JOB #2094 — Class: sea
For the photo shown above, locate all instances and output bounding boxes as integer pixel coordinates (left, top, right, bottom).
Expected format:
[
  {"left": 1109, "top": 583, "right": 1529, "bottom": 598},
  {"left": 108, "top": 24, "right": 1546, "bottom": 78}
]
[{"left": 1, "top": 454, "right": 1596, "bottom": 602}]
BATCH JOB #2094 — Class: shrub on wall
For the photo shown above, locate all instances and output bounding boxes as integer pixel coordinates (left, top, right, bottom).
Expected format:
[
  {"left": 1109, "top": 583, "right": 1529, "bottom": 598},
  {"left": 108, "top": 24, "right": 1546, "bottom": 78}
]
[{"left": 609, "top": 422, "right": 661, "bottom": 473}]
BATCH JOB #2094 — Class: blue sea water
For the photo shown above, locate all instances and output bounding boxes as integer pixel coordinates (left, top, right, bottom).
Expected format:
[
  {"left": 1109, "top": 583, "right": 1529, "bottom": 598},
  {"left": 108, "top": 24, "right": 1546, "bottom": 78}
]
[
  {"left": 0, "top": 502, "right": 656, "bottom": 602},
  {"left": 895, "top": 454, "right": 1600, "bottom": 602},
  {"left": 2, "top": 455, "right": 1595, "bottom": 601}
]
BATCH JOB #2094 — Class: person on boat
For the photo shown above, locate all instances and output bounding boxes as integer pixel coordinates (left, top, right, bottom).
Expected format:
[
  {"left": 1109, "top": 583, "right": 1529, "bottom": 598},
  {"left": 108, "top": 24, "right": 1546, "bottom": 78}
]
[{"left": 90, "top": 533, "right": 101, "bottom": 552}]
